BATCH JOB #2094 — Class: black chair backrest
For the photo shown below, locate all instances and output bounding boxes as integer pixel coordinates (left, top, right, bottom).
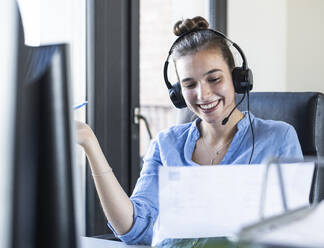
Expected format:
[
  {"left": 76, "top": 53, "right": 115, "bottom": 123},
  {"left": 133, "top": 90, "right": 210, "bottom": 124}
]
[
  {"left": 238, "top": 92, "right": 324, "bottom": 157},
  {"left": 177, "top": 92, "right": 324, "bottom": 202}
]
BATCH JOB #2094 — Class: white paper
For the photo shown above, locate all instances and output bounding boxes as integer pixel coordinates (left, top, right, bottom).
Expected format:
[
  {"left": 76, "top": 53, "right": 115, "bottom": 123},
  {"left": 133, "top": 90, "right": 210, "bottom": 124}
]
[{"left": 156, "top": 163, "right": 314, "bottom": 241}]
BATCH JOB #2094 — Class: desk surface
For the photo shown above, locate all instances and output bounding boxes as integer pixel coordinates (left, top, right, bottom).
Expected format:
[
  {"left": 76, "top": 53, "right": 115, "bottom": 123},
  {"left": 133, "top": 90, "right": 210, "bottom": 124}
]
[
  {"left": 80, "top": 236, "right": 291, "bottom": 248},
  {"left": 79, "top": 237, "right": 232, "bottom": 248},
  {"left": 80, "top": 236, "right": 148, "bottom": 248}
]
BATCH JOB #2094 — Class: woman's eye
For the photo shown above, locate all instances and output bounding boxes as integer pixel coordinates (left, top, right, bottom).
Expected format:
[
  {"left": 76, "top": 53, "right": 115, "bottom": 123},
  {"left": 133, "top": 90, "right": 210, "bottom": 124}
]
[
  {"left": 208, "top": 78, "right": 220, "bottom": 83},
  {"left": 183, "top": 82, "right": 196, "bottom": 88}
]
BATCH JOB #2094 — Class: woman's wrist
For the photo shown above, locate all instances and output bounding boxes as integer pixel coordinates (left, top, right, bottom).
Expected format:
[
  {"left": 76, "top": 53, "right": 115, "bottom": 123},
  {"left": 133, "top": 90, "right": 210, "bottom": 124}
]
[{"left": 82, "top": 133, "right": 99, "bottom": 153}]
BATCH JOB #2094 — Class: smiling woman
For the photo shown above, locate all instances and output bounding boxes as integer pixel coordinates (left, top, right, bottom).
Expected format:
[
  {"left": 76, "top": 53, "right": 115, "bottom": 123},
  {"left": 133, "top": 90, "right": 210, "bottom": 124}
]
[{"left": 76, "top": 15, "right": 304, "bottom": 245}]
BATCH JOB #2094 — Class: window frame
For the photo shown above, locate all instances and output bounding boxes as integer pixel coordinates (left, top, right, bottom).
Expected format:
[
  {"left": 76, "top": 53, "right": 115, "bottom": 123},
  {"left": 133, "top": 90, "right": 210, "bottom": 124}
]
[
  {"left": 209, "top": 0, "right": 227, "bottom": 34},
  {"left": 85, "top": 0, "right": 140, "bottom": 237}
]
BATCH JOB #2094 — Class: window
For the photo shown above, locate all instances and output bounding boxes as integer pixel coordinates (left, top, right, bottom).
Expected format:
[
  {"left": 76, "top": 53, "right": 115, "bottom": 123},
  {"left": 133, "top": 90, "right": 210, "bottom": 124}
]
[
  {"left": 139, "top": 0, "right": 212, "bottom": 156},
  {"left": 84, "top": 0, "right": 218, "bottom": 238},
  {"left": 85, "top": 0, "right": 140, "bottom": 237},
  {"left": 71, "top": 0, "right": 87, "bottom": 236}
]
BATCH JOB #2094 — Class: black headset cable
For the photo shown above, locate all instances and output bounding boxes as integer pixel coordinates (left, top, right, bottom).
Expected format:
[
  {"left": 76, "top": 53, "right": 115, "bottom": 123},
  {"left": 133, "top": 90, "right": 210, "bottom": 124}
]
[{"left": 247, "top": 91, "right": 255, "bottom": 164}]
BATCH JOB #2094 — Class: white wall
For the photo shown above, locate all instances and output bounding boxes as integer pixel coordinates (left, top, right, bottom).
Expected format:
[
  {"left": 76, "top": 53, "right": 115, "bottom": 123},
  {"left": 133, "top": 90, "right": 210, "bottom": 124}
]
[
  {"left": 17, "top": 0, "right": 73, "bottom": 46},
  {"left": 0, "top": 0, "right": 16, "bottom": 247},
  {"left": 286, "top": 0, "right": 324, "bottom": 92},
  {"left": 228, "top": 0, "right": 287, "bottom": 92},
  {"left": 228, "top": 0, "right": 324, "bottom": 92}
]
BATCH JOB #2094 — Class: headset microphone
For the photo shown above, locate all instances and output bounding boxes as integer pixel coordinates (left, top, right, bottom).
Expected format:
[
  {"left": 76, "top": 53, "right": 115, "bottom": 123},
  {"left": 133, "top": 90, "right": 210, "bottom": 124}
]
[{"left": 222, "top": 93, "right": 246, "bottom": 125}]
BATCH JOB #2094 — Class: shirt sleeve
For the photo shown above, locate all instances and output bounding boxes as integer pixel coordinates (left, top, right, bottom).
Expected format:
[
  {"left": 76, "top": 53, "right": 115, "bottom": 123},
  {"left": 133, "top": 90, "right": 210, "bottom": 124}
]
[
  {"left": 107, "top": 138, "right": 161, "bottom": 245},
  {"left": 278, "top": 125, "right": 304, "bottom": 161}
]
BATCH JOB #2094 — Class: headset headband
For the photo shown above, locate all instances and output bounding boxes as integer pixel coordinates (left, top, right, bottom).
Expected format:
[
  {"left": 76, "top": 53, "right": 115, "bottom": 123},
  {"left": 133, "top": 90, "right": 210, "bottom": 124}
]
[{"left": 163, "top": 28, "right": 249, "bottom": 89}]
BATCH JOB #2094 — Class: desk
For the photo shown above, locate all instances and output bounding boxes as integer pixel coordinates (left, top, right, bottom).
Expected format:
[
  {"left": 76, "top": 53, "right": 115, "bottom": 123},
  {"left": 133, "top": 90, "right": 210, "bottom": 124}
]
[
  {"left": 79, "top": 237, "right": 235, "bottom": 248},
  {"left": 80, "top": 236, "right": 299, "bottom": 248},
  {"left": 80, "top": 236, "right": 148, "bottom": 248}
]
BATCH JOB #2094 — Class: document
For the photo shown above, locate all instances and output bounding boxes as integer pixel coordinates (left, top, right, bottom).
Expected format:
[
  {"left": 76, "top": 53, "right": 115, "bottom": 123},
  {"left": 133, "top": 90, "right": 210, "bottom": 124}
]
[{"left": 155, "top": 163, "right": 314, "bottom": 242}]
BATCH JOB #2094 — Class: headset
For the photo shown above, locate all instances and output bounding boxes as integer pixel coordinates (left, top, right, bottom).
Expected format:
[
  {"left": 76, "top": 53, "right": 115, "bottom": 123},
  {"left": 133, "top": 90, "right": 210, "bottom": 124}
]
[
  {"left": 163, "top": 29, "right": 255, "bottom": 164},
  {"left": 163, "top": 28, "right": 253, "bottom": 109}
]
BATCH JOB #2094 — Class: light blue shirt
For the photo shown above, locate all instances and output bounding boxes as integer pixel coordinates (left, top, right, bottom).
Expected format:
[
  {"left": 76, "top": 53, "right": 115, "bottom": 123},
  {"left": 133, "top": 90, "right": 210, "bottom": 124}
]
[{"left": 108, "top": 112, "right": 303, "bottom": 245}]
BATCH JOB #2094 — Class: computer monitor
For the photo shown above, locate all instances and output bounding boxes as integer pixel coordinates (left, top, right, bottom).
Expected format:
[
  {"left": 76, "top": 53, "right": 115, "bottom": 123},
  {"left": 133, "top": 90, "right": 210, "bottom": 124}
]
[{"left": 12, "top": 22, "right": 77, "bottom": 248}]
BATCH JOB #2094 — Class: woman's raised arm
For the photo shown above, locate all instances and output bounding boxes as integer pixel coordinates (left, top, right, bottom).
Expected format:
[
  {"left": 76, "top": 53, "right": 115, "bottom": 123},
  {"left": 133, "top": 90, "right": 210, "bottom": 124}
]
[{"left": 75, "top": 121, "right": 134, "bottom": 235}]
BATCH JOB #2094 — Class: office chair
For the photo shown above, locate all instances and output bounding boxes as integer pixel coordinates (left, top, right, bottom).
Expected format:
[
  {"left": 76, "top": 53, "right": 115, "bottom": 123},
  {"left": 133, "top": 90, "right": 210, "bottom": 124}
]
[{"left": 176, "top": 92, "right": 324, "bottom": 203}]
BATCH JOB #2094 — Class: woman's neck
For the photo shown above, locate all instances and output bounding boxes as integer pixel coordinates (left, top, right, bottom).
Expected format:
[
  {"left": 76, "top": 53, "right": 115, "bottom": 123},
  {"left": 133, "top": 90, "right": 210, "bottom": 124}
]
[{"left": 199, "top": 109, "right": 244, "bottom": 145}]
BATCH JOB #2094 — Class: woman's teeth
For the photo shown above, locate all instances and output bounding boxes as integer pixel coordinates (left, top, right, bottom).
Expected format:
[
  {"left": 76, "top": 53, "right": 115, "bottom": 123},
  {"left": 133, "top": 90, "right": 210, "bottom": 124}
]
[{"left": 199, "top": 100, "right": 219, "bottom": 110}]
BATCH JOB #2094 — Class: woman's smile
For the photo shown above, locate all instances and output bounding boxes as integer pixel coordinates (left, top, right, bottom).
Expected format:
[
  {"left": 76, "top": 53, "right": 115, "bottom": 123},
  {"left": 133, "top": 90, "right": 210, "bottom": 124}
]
[{"left": 197, "top": 99, "right": 222, "bottom": 113}]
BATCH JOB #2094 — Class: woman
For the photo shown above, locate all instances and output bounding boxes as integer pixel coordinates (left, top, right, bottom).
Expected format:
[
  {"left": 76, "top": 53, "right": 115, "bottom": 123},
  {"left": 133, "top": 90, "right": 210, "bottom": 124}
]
[{"left": 76, "top": 16, "right": 303, "bottom": 245}]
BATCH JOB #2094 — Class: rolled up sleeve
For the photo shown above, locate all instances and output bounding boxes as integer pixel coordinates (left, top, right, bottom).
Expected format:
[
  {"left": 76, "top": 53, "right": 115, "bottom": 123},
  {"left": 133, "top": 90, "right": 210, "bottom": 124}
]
[{"left": 107, "top": 138, "right": 161, "bottom": 245}]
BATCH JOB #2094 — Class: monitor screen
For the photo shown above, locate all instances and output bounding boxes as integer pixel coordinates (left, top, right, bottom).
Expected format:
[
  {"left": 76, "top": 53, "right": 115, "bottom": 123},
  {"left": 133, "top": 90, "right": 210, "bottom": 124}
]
[{"left": 12, "top": 23, "right": 77, "bottom": 248}]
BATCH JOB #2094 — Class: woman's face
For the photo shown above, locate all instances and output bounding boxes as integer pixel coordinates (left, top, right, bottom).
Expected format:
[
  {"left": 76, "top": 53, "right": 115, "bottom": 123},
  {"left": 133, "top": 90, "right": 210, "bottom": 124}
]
[{"left": 176, "top": 48, "right": 236, "bottom": 124}]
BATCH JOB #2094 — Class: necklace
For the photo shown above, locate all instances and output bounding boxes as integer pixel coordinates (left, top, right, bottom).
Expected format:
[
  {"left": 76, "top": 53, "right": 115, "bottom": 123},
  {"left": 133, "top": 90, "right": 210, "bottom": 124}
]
[{"left": 201, "top": 136, "right": 234, "bottom": 165}]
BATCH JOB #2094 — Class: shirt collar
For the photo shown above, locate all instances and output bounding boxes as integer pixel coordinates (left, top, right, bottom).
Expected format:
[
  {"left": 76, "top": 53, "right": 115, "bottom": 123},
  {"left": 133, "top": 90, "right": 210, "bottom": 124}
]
[
  {"left": 186, "top": 111, "right": 255, "bottom": 165},
  {"left": 237, "top": 111, "right": 254, "bottom": 131},
  {"left": 191, "top": 111, "right": 254, "bottom": 132}
]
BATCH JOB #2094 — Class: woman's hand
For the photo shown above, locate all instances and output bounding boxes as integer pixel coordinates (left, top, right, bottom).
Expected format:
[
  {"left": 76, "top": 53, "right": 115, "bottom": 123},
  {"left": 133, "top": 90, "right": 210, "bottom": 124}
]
[{"left": 75, "top": 121, "right": 97, "bottom": 149}]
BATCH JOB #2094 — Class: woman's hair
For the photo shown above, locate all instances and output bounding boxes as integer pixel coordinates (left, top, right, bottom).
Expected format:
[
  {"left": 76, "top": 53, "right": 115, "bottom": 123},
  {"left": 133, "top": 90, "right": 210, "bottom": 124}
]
[{"left": 172, "top": 16, "right": 235, "bottom": 70}]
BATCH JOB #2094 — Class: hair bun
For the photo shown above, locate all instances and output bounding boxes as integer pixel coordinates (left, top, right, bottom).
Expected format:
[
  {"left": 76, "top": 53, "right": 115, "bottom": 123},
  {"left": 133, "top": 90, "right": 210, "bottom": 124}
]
[{"left": 173, "top": 16, "right": 209, "bottom": 36}]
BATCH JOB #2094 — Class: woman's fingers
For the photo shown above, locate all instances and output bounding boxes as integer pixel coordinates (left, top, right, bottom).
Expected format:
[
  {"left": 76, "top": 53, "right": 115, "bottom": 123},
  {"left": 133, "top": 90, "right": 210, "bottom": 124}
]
[{"left": 75, "top": 121, "right": 93, "bottom": 146}]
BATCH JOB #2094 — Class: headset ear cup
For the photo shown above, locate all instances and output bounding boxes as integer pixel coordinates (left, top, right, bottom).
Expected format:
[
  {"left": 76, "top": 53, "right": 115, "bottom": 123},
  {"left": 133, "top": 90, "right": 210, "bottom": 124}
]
[
  {"left": 246, "top": 69, "right": 253, "bottom": 91},
  {"left": 168, "top": 82, "right": 187, "bottom": 108},
  {"left": 232, "top": 67, "right": 253, "bottom": 94}
]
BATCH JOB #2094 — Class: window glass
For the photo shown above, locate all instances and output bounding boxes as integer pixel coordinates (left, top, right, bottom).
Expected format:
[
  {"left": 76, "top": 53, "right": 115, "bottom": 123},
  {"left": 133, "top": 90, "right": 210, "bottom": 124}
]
[
  {"left": 139, "top": 0, "right": 209, "bottom": 156},
  {"left": 71, "top": 0, "right": 86, "bottom": 236}
]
